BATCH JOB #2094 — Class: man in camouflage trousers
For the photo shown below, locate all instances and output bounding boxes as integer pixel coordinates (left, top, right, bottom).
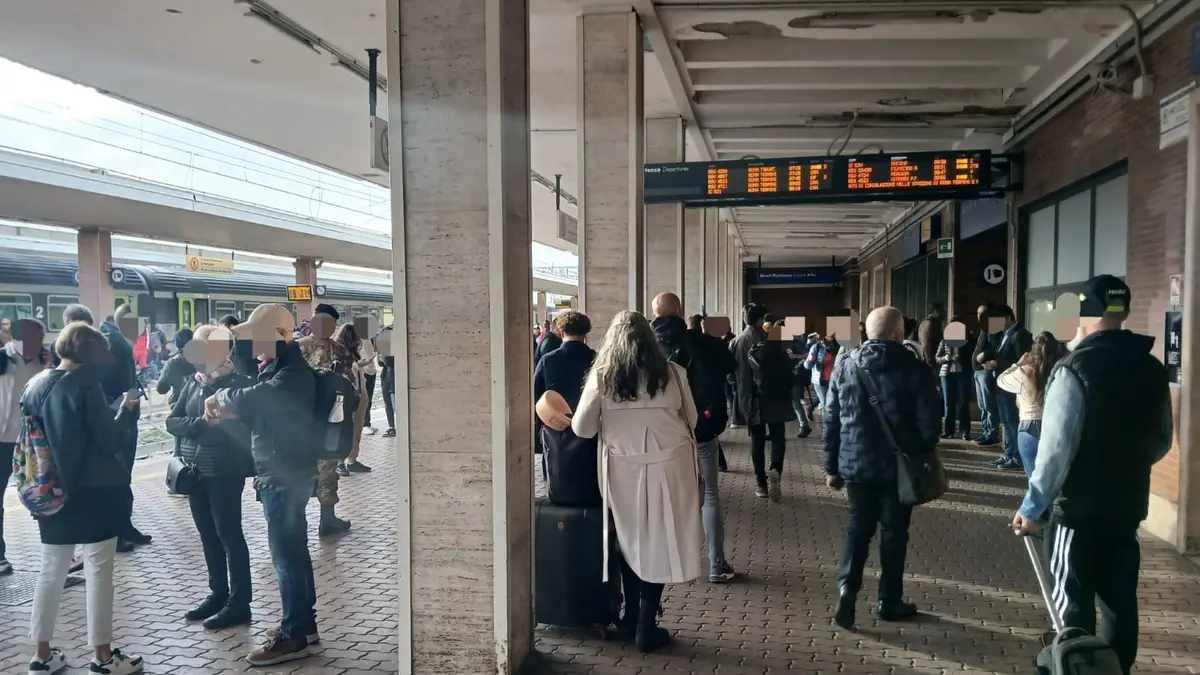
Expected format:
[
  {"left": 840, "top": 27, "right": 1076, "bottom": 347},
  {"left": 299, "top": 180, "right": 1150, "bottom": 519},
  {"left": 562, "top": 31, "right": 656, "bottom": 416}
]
[{"left": 299, "top": 304, "right": 353, "bottom": 538}]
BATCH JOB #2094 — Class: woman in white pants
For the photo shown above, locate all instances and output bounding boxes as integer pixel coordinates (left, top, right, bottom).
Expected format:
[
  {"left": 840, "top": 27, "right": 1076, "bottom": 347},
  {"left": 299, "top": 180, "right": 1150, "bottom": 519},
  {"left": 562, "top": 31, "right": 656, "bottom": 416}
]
[{"left": 18, "top": 321, "right": 144, "bottom": 675}]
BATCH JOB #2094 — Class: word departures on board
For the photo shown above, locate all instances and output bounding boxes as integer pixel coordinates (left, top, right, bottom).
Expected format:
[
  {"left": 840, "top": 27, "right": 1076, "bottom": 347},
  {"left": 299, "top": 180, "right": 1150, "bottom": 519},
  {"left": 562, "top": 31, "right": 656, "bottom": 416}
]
[{"left": 644, "top": 150, "right": 993, "bottom": 207}]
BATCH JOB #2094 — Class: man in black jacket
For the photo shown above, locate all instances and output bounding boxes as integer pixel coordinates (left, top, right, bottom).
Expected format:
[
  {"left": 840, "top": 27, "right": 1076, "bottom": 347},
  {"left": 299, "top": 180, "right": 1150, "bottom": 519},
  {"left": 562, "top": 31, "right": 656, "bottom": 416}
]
[
  {"left": 652, "top": 293, "right": 737, "bottom": 583},
  {"left": 969, "top": 302, "right": 999, "bottom": 446},
  {"left": 823, "top": 306, "right": 941, "bottom": 629},
  {"left": 209, "top": 303, "right": 320, "bottom": 666},
  {"left": 977, "top": 304, "right": 1033, "bottom": 470}
]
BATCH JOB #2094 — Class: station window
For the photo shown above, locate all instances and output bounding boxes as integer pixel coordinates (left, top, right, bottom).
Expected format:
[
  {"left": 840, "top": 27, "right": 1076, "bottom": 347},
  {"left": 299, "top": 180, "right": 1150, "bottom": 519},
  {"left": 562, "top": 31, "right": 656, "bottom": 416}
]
[
  {"left": 0, "top": 294, "right": 33, "bottom": 326},
  {"left": 1021, "top": 167, "right": 1128, "bottom": 326},
  {"left": 46, "top": 295, "right": 80, "bottom": 331},
  {"left": 213, "top": 300, "right": 239, "bottom": 321}
]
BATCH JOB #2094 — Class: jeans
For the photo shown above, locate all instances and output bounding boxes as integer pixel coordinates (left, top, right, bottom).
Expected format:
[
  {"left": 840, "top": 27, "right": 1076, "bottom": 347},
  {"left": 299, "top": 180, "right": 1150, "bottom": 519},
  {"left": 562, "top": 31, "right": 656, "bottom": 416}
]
[
  {"left": 260, "top": 480, "right": 317, "bottom": 640},
  {"left": 812, "top": 379, "right": 829, "bottom": 411},
  {"left": 791, "top": 382, "right": 813, "bottom": 430},
  {"left": 696, "top": 438, "right": 727, "bottom": 576},
  {"left": 995, "top": 390, "right": 1020, "bottom": 462},
  {"left": 189, "top": 477, "right": 252, "bottom": 606},
  {"left": 384, "top": 385, "right": 396, "bottom": 429},
  {"left": 939, "top": 372, "right": 971, "bottom": 436},
  {"left": 749, "top": 422, "right": 786, "bottom": 488},
  {"left": 1045, "top": 519, "right": 1141, "bottom": 674},
  {"left": 31, "top": 538, "right": 117, "bottom": 646},
  {"left": 0, "top": 442, "right": 12, "bottom": 560},
  {"left": 972, "top": 370, "right": 998, "bottom": 441},
  {"left": 363, "top": 373, "right": 377, "bottom": 427},
  {"left": 1017, "top": 421, "right": 1042, "bottom": 478},
  {"left": 836, "top": 482, "right": 913, "bottom": 604}
]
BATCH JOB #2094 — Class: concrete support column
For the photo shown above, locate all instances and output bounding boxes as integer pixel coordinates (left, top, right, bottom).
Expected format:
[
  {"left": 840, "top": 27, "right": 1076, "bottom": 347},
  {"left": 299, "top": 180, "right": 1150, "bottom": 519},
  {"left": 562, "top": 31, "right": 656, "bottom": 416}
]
[
  {"left": 578, "top": 10, "right": 644, "bottom": 336},
  {"left": 716, "top": 227, "right": 728, "bottom": 316},
  {"left": 386, "top": 0, "right": 533, "bottom": 672},
  {"left": 77, "top": 228, "right": 114, "bottom": 318},
  {"left": 725, "top": 232, "right": 735, "bottom": 318},
  {"left": 644, "top": 117, "right": 684, "bottom": 305},
  {"left": 704, "top": 209, "right": 720, "bottom": 315},
  {"left": 293, "top": 257, "right": 319, "bottom": 319},
  {"left": 682, "top": 207, "right": 704, "bottom": 315}
]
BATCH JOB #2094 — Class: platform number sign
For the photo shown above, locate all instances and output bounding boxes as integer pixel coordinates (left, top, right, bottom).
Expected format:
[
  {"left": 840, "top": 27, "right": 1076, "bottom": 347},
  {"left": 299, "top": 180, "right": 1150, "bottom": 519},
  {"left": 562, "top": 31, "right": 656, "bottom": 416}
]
[{"left": 34, "top": 306, "right": 44, "bottom": 320}]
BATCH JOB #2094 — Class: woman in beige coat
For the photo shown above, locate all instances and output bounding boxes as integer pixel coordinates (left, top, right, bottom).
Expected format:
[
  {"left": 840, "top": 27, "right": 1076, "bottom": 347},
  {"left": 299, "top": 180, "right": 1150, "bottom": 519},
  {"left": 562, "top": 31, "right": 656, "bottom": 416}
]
[{"left": 572, "top": 310, "right": 704, "bottom": 653}]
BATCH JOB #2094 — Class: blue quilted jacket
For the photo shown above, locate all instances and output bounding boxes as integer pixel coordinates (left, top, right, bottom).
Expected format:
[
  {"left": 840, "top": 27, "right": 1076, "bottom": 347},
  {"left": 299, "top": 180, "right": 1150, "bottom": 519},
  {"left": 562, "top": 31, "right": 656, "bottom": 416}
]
[{"left": 821, "top": 340, "right": 942, "bottom": 484}]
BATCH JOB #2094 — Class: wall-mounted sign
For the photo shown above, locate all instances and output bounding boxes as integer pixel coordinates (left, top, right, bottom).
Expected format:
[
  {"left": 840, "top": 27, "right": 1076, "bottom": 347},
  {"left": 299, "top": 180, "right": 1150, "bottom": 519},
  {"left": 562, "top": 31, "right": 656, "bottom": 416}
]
[
  {"left": 1159, "top": 82, "right": 1196, "bottom": 150},
  {"left": 315, "top": 285, "right": 327, "bottom": 298},
  {"left": 751, "top": 267, "right": 840, "bottom": 286},
  {"left": 1165, "top": 310, "right": 1182, "bottom": 385},
  {"left": 110, "top": 268, "right": 125, "bottom": 284},
  {"left": 287, "top": 285, "right": 313, "bottom": 302},
  {"left": 370, "top": 115, "right": 389, "bottom": 172},
  {"left": 185, "top": 255, "right": 235, "bottom": 274},
  {"left": 1170, "top": 274, "right": 1183, "bottom": 306},
  {"left": 936, "top": 237, "right": 954, "bottom": 259},
  {"left": 981, "top": 261, "right": 1007, "bottom": 286}
]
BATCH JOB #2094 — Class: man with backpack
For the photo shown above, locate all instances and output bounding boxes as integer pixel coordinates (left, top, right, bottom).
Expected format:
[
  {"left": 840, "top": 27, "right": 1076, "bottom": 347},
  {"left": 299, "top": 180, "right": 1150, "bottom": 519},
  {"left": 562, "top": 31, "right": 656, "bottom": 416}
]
[
  {"left": 730, "top": 303, "right": 794, "bottom": 502},
  {"left": 298, "top": 304, "right": 355, "bottom": 538},
  {"left": 652, "top": 293, "right": 737, "bottom": 583},
  {"left": 206, "top": 303, "right": 321, "bottom": 666}
]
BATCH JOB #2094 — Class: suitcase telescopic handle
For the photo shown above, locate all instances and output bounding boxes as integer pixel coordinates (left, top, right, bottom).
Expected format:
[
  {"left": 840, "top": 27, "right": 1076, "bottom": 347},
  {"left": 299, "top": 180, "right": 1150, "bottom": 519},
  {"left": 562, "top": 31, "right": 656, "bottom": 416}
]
[{"left": 1022, "top": 533, "right": 1065, "bottom": 634}]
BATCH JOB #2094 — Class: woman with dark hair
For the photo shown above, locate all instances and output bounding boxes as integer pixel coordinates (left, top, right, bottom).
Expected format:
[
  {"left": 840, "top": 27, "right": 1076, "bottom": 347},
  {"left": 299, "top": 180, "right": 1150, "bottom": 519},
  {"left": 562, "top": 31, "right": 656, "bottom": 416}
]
[
  {"left": 572, "top": 310, "right": 703, "bottom": 653},
  {"left": 157, "top": 327, "right": 196, "bottom": 406},
  {"left": 934, "top": 316, "right": 974, "bottom": 440},
  {"left": 332, "top": 323, "right": 372, "bottom": 475},
  {"left": 997, "top": 331, "right": 1062, "bottom": 476}
]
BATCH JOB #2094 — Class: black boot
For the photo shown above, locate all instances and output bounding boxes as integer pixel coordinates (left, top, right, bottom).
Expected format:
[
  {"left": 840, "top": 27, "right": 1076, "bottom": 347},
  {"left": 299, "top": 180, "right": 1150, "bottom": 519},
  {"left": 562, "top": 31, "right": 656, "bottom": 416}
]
[
  {"left": 833, "top": 587, "right": 855, "bottom": 629},
  {"left": 203, "top": 603, "right": 252, "bottom": 630},
  {"left": 635, "top": 600, "right": 670, "bottom": 653},
  {"left": 877, "top": 599, "right": 919, "bottom": 621},
  {"left": 318, "top": 504, "right": 352, "bottom": 538},
  {"left": 185, "top": 594, "right": 228, "bottom": 622}
]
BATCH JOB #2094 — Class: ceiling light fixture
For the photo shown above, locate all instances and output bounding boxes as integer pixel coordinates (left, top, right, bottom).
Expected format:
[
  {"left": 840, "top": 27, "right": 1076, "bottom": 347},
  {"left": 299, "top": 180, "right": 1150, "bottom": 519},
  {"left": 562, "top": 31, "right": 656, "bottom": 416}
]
[{"left": 165, "top": 8, "right": 182, "bottom": 14}]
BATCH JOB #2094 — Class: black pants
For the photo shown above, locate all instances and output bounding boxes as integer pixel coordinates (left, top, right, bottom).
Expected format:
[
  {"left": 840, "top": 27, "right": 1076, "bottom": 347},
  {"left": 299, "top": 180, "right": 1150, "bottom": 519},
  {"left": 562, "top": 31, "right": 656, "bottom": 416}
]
[
  {"left": 0, "top": 442, "right": 11, "bottom": 560},
  {"left": 940, "top": 372, "right": 971, "bottom": 436},
  {"left": 617, "top": 552, "right": 664, "bottom": 615},
  {"left": 188, "top": 477, "right": 252, "bottom": 607},
  {"left": 749, "top": 422, "right": 786, "bottom": 488},
  {"left": 836, "top": 482, "right": 913, "bottom": 604},
  {"left": 363, "top": 373, "right": 377, "bottom": 426},
  {"left": 382, "top": 367, "right": 396, "bottom": 429},
  {"left": 1045, "top": 519, "right": 1141, "bottom": 674}
]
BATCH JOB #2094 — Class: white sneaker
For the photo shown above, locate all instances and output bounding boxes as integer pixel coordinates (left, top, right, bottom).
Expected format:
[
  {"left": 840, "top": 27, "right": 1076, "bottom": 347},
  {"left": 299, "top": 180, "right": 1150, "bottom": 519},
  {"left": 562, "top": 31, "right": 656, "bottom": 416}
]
[
  {"left": 89, "top": 649, "right": 143, "bottom": 674},
  {"left": 28, "top": 648, "right": 67, "bottom": 675},
  {"left": 0, "top": 557, "right": 13, "bottom": 575}
]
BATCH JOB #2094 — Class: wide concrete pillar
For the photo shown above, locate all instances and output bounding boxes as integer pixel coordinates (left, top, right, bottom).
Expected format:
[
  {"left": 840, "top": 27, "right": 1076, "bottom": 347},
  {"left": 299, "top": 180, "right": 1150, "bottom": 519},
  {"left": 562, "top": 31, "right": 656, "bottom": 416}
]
[
  {"left": 578, "top": 10, "right": 644, "bottom": 336},
  {"left": 386, "top": 0, "right": 534, "bottom": 672},
  {"left": 293, "top": 257, "right": 318, "bottom": 319},
  {"left": 704, "top": 209, "right": 720, "bottom": 315},
  {"left": 682, "top": 207, "right": 704, "bottom": 315},
  {"left": 77, "top": 228, "right": 115, "bottom": 318},
  {"left": 644, "top": 117, "right": 684, "bottom": 305}
]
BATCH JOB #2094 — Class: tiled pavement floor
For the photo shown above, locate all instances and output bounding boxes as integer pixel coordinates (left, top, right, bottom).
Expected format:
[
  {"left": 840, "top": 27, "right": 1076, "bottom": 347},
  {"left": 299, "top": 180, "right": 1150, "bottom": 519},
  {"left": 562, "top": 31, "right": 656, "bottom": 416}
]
[{"left": 4, "top": 419, "right": 1200, "bottom": 674}]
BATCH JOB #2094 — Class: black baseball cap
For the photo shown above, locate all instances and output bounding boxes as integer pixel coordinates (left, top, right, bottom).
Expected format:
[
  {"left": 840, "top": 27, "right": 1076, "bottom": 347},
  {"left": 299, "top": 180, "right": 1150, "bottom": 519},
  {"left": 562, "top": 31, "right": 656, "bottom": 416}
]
[
  {"left": 314, "top": 303, "right": 340, "bottom": 321},
  {"left": 1082, "top": 274, "right": 1131, "bottom": 317}
]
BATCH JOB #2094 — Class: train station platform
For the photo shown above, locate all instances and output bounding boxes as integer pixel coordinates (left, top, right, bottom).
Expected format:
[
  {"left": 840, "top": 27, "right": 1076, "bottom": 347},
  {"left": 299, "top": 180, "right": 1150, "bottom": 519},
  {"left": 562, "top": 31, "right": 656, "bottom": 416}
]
[{"left": 2, "top": 419, "right": 1198, "bottom": 675}]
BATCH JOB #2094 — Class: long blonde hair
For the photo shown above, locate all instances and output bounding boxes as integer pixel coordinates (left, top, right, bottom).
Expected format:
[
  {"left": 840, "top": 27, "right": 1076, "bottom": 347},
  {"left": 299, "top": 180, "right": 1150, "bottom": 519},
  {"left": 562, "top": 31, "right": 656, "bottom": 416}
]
[{"left": 591, "top": 311, "right": 669, "bottom": 402}]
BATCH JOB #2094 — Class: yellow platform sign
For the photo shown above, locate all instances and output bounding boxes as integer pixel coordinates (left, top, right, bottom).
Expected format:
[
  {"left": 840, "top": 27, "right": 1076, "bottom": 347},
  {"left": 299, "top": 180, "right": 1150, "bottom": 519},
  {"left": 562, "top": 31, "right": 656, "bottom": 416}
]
[{"left": 185, "top": 255, "right": 235, "bottom": 274}]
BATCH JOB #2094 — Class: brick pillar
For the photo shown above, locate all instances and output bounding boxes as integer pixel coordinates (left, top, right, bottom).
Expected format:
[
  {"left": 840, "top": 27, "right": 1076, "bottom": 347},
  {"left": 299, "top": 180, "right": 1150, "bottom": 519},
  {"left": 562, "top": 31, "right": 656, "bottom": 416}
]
[
  {"left": 386, "top": 0, "right": 534, "bottom": 671},
  {"left": 578, "top": 10, "right": 645, "bottom": 338},
  {"left": 77, "top": 228, "right": 114, "bottom": 320}
]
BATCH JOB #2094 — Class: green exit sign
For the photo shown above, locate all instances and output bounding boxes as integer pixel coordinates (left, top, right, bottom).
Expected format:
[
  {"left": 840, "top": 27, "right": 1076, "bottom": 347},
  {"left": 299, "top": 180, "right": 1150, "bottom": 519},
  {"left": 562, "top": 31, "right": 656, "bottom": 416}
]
[{"left": 936, "top": 237, "right": 954, "bottom": 259}]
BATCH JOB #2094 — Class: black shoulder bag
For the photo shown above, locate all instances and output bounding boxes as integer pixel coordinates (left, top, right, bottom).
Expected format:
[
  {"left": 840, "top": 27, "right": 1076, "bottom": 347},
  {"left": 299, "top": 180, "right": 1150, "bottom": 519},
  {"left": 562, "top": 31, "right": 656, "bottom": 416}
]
[{"left": 848, "top": 358, "right": 948, "bottom": 507}]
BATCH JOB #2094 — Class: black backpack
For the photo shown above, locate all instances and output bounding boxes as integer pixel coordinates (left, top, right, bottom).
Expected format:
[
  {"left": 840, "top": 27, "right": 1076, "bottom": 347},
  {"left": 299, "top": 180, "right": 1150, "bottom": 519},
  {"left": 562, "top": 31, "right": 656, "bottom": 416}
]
[
  {"left": 748, "top": 338, "right": 792, "bottom": 400},
  {"left": 312, "top": 364, "right": 360, "bottom": 461}
]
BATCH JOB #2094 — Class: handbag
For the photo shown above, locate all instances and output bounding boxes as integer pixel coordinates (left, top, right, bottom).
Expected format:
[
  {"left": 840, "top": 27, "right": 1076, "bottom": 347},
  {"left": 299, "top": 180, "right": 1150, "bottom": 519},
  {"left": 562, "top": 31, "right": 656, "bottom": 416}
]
[
  {"left": 848, "top": 358, "right": 948, "bottom": 507},
  {"left": 166, "top": 455, "right": 201, "bottom": 496}
]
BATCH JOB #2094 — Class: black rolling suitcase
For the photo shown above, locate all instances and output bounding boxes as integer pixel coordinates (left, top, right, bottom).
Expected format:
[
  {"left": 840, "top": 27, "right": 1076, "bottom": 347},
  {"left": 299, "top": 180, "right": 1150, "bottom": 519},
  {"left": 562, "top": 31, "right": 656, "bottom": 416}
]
[
  {"left": 534, "top": 500, "right": 621, "bottom": 635},
  {"left": 1023, "top": 535, "right": 1123, "bottom": 675}
]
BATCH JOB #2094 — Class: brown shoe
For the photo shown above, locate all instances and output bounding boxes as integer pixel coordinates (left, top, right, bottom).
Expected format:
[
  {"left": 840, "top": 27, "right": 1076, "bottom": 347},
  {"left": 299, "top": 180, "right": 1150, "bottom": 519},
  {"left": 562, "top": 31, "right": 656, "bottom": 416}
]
[{"left": 246, "top": 635, "right": 310, "bottom": 667}]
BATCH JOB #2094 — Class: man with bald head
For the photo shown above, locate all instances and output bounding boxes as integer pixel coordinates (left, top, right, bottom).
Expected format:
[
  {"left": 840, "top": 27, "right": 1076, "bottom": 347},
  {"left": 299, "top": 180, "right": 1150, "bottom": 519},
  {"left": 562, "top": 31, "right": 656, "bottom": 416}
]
[
  {"left": 822, "top": 306, "right": 941, "bottom": 630},
  {"left": 651, "top": 292, "right": 738, "bottom": 583}
]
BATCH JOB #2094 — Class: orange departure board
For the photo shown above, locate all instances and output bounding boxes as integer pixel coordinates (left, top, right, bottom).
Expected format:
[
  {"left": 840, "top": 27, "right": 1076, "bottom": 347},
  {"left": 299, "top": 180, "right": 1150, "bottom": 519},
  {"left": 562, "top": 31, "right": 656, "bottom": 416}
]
[{"left": 645, "top": 150, "right": 993, "bottom": 206}]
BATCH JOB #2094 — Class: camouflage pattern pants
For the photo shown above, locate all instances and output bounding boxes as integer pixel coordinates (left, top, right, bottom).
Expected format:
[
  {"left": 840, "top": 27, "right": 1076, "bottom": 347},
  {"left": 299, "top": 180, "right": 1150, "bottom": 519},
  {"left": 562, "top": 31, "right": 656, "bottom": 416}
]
[{"left": 316, "top": 459, "right": 340, "bottom": 506}]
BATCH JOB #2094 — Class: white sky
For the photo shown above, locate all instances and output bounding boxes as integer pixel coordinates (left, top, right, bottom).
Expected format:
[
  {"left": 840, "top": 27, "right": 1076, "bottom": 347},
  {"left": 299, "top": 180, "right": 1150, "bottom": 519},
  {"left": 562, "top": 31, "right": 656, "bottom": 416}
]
[{"left": 0, "top": 57, "right": 579, "bottom": 274}]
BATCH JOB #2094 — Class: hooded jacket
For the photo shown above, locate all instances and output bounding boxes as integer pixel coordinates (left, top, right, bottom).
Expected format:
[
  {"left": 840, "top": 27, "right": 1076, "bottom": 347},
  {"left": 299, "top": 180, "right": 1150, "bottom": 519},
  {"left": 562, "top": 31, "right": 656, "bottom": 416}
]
[
  {"left": 652, "top": 315, "right": 736, "bottom": 441},
  {"left": 822, "top": 340, "right": 942, "bottom": 484}
]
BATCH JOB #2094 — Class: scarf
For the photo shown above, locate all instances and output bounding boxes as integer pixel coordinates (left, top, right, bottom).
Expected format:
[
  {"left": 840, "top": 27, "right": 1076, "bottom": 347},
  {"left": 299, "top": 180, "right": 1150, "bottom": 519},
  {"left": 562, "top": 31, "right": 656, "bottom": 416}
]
[{"left": 195, "top": 363, "right": 234, "bottom": 387}]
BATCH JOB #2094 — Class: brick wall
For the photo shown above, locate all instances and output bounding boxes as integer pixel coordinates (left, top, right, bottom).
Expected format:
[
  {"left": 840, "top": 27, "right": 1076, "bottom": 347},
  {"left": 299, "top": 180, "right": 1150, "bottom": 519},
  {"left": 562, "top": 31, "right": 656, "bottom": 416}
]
[{"left": 1015, "top": 14, "right": 1199, "bottom": 503}]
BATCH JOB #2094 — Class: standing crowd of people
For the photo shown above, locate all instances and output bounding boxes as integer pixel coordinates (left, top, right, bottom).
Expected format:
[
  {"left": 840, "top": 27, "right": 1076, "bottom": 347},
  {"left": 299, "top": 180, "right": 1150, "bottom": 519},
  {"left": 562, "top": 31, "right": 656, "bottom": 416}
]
[{"left": 2, "top": 301, "right": 396, "bottom": 674}]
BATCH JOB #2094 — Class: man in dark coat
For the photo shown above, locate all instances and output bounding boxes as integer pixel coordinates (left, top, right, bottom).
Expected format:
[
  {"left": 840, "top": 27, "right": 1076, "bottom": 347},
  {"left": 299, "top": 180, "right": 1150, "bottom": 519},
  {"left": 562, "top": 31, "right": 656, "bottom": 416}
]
[
  {"left": 823, "top": 306, "right": 941, "bottom": 630},
  {"left": 730, "top": 303, "right": 794, "bottom": 501}
]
